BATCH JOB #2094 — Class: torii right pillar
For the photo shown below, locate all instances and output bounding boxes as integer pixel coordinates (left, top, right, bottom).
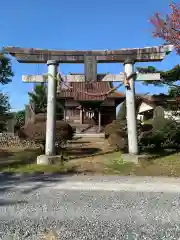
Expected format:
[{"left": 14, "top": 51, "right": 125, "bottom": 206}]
[{"left": 124, "top": 60, "right": 138, "bottom": 155}]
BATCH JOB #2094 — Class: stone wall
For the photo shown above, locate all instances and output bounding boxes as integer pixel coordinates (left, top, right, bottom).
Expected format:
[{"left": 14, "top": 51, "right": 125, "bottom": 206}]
[{"left": 0, "top": 133, "right": 40, "bottom": 149}]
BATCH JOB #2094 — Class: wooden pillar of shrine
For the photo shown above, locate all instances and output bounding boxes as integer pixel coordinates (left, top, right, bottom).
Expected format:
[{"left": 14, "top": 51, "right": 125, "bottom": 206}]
[
  {"left": 63, "top": 108, "right": 66, "bottom": 121},
  {"left": 80, "top": 107, "right": 83, "bottom": 124},
  {"left": 98, "top": 109, "right": 101, "bottom": 133}
]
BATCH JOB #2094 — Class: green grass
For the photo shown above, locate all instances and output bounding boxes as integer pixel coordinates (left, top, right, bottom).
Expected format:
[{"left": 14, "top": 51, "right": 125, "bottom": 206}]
[
  {"left": 2, "top": 163, "right": 70, "bottom": 174},
  {"left": 106, "top": 158, "right": 135, "bottom": 175},
  {"left": 104, "top": 151, "right": 180, "bottom": 176},
  {"left": 1, "top": 147, "right": 180, "bottom": 176}
]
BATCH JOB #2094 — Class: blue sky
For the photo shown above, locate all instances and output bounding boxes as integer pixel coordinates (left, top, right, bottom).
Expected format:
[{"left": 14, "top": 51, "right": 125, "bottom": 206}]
[{"left": 0, "top": 0, "right": 179, "bottom": 112}]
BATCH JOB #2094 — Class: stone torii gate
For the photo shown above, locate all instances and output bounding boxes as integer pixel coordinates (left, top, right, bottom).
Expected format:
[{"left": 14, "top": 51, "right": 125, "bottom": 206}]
[{"left": 4, "top": 45, "right": 173, "bottom": 163}]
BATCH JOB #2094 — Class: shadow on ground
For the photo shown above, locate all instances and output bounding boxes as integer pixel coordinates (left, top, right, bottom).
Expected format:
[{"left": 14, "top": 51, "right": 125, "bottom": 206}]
[
  {"left": 0, "top": 147, "right": 81, "bottom": 197},
  {"left": 0, "top": 172, "right": 77, "bottom": 196},
  {"left": 64, "top": 147, "right": 101, "bottom": 156},
  {"left": 0, "top": 148, "right": 41, "bottom": 170},
  {"left": 140, "top": 148, "right": 179, "bottom": 162},
  {"left": 0, "top": 199, "right": 28, "bottom": 206},
  {"left": 0, "top": 149, "right": 14, "bottom": 158},
  {"left": 68, "top": 141, "right": 90, "bottom": 145}
]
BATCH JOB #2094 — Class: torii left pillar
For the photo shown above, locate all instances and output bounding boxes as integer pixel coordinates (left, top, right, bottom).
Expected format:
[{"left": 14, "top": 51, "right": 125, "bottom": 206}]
[
  {"left": 124, "top": 60, "right": 138, "bottom": 155},
  {"left": 45, "top": 60, "right": 58, "bottom": 156}
]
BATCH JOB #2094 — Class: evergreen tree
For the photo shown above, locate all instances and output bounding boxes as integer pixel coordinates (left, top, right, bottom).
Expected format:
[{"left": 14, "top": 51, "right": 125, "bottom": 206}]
[{"left": 0, "top": 53, "right": 13, "bottom": 114}]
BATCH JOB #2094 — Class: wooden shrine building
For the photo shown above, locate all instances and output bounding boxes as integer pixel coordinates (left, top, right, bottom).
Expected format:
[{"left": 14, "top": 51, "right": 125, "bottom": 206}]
[
  {"left": 57, "top": 78, "right": 124, "bottom": 133},
  {"left": 25, "top": 78, "right": 124, "bottom": 134}
]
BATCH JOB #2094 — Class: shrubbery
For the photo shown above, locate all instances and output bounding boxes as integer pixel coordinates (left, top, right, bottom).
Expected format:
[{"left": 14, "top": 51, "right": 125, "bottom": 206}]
[
  {"left": 19, "top": 114, "right": 75, "bottom": 152},
  {"left": 139, "top": 117, "right": 180, "bottom": 151},
  {"left": 105, "top": 115, "right": 180, "bottom": 152},
  {"left": 104, "top": 119, "right": 142, "bottom": 151},
  {"left": 104, "top": 120, "right": 128, "bottom": 151},
  {"left": 104, "top": 119, "right": 127, "bottom": 139}
]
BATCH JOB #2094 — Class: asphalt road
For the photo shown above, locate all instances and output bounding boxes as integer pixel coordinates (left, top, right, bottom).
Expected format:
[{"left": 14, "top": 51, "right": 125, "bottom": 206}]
[{"left": 0, "top": 175, "right": 180, "bottom": 239}]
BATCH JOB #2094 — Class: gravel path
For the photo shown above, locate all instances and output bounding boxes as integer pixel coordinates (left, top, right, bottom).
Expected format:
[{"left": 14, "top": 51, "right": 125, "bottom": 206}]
[{"left": 0, "top": 175, "right": 180, "bottom": 239}]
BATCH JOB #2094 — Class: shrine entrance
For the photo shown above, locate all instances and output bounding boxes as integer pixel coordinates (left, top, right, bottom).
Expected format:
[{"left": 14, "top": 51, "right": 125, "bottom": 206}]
[
  {"left": 78, "top": 101, "right": 102, "bottom": 125},
  {"left": 4, "top": 45, "right": 173, "bottom": 159}
]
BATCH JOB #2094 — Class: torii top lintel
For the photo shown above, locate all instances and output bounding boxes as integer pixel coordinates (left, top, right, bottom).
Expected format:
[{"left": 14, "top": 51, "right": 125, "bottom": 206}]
[{"left": 3, "top": 45, "right": 173, "bottom": 64}]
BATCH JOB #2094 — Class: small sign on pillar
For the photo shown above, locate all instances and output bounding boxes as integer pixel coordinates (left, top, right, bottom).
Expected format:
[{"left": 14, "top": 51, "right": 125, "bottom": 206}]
[{"left": 84, "top": 55, "right": 97, "bottom": 82}]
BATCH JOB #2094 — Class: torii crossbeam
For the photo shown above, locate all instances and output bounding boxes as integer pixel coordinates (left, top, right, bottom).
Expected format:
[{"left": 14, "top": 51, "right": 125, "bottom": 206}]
[{"left": 4, "top": 45, "right": 173, "bottom": 63}]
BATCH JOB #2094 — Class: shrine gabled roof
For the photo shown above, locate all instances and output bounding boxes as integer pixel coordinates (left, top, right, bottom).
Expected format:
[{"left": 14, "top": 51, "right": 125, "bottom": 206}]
[
  {"left": 137, "top": 94, "right": 180, "bottom": 108},
  {"left": 57, "top": 82, "right": 124, "bottom": 101},
  {"left": 139, "top": 94, "right": 173, "bottom": 103}
]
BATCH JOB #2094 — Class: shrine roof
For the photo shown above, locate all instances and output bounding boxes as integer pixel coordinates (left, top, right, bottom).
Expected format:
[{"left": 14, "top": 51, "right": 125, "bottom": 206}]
[
  {"left": 57, "top": 82, "right": 124, "bottom": 101},
  {"left": 138, "top": 94, "right": 180, "bottom": 106}
]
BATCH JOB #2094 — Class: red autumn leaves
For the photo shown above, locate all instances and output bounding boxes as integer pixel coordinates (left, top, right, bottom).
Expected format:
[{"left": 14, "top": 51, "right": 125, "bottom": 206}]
[{"left": 150, "top": 2, "right": 180, "bottom": 54}]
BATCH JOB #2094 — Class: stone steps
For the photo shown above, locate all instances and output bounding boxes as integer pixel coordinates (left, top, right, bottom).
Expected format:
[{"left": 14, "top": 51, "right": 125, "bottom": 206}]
[{"left": 75, "top": 133, "right": 105, "bottom": 138}]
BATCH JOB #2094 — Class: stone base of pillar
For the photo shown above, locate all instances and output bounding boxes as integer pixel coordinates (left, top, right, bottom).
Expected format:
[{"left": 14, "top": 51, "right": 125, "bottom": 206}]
[
  {"left": 37, "top": 155, "right": 52, "bottom": 165},
  {"left": 122, "top": 154, "right": 150, "bottom": 164},
  {"left": 36, "top": 154, "right": 65, "bottom": 165}
]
